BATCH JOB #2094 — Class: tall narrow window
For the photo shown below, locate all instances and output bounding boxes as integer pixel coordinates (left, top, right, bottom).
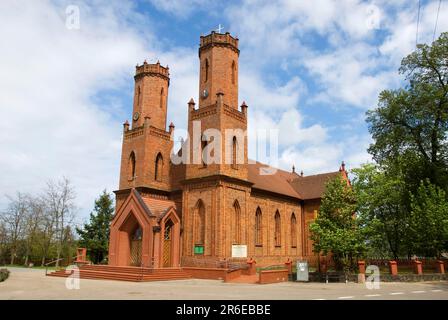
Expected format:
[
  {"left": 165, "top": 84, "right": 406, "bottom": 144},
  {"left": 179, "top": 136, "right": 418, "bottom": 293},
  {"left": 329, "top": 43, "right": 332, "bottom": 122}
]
[
  {"left": 255, "top": 207, "right": 262, "bottom": 246},
  {"left": 232, "top": 136, "right": 237, "bottom": 169},
  {"left": 291, "top": 213, "right": 297, "bottom": 248},
  {"left": 154, "top": 152, "right": 163, "bottom": 181},
  {"left": 194, "top": 200, "right": 205, "bottom": 248},
  {"left": 136, "top": 86, "right": 141, "bottom": 107},
  {"left": 204, "top": 59, "right": 209, "bottom": 83},
  {"left": 128, "top": 151, "right": 136, "bottom": 180},
  {"left": 231, "top": 60, "right": 236, "bottom": 85},
  {"left": 160, "top": 87, "right": 164, "bottom": 109},
  {"left": 201, "top": 135, "right": 208, "bottom": 167},
  {"left": 233, "top": 200, "right": 241, "bottom": 244},
  {"left": 274, "top": 211, "right": 281, "bottom": 247}
]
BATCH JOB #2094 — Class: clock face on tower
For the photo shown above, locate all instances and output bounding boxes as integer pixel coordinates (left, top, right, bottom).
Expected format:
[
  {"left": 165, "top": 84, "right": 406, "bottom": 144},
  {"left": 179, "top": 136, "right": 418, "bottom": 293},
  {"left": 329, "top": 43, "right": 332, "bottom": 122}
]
[
  {"left": 133, "top": 112, "right": 140, "bottom": 121},
  {"left": 202, "top": 89, "right": 209, "bottom": 99}
]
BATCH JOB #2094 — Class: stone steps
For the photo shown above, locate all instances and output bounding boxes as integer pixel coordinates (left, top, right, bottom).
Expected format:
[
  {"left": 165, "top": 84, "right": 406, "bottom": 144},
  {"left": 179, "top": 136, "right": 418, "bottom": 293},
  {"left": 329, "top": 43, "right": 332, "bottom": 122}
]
[{"left": 47, "top": 265, "right": 192, "bottom": 282}]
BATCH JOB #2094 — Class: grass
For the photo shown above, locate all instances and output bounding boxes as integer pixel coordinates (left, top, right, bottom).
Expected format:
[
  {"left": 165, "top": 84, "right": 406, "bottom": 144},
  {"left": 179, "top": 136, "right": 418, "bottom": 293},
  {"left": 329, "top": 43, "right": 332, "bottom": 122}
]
[{"left": 0, "top": 264, "right": 60, "bottom": 271}]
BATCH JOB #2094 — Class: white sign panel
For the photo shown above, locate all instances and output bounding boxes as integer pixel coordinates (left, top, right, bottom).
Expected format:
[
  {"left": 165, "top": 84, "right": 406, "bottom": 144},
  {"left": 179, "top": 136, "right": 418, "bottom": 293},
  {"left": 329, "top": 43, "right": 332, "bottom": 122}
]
[{"left": 231, "top": 245, "right": 247, "bottom": 258}]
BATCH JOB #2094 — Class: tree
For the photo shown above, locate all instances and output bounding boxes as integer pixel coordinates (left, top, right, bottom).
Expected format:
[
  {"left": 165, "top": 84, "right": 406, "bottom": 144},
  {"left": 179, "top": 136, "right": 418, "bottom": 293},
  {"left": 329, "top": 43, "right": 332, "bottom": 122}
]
[
  {"left": 352, "top": 163, "right": 410, "bottom": 259},
  {"left": 366, "top": 32, "right": 448, "bottom": 192},
  {"left": 309, "top": 175, "right": 365, "bottom": 275},
  {"left": 76, "top": 190, "right": 114, "bottom": 264},
  {"left": 0, "top": 221, "right": 7, "bottom": 265},
  {"left": 23, "top": 196, "right": 44, "bottom": 266},
  {"left": 44, "top": 177, "right": 76, "bottom": 267},
  {"left": 409, "top": 180, "right": 448, "bottom": 258},
  {"left": 1, "top": 192, "right": 29, "bottom": 265},
  {"left": 37, "top": 204, "right": 56, "bottom": 266}
]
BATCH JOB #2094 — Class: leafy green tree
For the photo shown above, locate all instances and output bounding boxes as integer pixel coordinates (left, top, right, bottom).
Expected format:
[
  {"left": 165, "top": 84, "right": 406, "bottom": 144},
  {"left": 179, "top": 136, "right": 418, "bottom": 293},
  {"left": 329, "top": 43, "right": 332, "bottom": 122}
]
[
  {"left": 366, "top": 32, "right": 448, "bottom": 192},
  {"left": 409, "top": 180, "right": 448, "bottom": 258},
  {"left": 352, "top": 164, "right": 410, "bottom": 259},
  {"left": 76, "top": 190, "right": 114, "bottom": 264},
  {"left": 310, "top": 175, "right": 365, "bottom": 274}
]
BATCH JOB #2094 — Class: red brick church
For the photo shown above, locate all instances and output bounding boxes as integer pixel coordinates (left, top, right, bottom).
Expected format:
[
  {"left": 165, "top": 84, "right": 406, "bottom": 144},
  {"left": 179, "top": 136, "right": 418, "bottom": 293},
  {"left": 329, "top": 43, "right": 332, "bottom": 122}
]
[{"left": 108, "top": 31, "right": 347, "bottom": 269}]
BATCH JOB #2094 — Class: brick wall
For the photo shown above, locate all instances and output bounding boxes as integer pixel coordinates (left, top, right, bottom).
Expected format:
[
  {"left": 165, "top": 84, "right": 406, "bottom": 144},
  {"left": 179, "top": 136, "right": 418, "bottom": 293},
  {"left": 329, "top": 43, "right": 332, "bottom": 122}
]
[{"left": 259, "top": 269, "right": 289, "bottom": 284}]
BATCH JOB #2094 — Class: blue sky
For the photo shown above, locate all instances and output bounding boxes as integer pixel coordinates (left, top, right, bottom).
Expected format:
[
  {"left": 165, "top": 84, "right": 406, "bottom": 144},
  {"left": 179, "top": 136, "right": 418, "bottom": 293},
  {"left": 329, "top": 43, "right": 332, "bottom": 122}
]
[{"left": 0, "top": 0, "right": 447, "bottom": 222}]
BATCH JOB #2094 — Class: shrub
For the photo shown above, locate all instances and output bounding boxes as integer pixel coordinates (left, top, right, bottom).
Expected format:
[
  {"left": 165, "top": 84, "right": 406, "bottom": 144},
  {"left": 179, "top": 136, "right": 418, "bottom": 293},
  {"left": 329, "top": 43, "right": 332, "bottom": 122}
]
[{"left": 0, "top": 269, "right": 10, "bottom": 282}]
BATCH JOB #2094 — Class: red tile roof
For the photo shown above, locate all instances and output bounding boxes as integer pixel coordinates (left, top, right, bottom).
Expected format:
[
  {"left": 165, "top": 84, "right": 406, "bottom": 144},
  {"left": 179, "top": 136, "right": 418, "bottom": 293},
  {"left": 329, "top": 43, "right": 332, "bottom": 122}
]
[
  {"left": 289, "top": 171, "right": 341, "bottom": 200},
  {"left": 248, "top": 162, "right": 300, "bottom": 198},
  {"left": 248, "top": 161, "right": 341, "bottom": 200},
  {"left": 140, "top": 196, "right": 177, "bottom": 218}
]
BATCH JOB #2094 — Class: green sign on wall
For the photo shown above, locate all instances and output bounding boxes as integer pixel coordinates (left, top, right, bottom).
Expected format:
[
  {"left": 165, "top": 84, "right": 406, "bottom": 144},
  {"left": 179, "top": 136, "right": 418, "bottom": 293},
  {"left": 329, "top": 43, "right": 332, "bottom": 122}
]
[{"left": 194, "top": 245, "right": 204, "bottom": 255}]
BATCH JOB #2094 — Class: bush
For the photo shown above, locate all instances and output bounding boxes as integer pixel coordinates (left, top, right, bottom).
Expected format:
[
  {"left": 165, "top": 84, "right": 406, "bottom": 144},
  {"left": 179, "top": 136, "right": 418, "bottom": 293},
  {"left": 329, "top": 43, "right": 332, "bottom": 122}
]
[{"left": 0, "top": 269, "right": 10, "bottom": 282}]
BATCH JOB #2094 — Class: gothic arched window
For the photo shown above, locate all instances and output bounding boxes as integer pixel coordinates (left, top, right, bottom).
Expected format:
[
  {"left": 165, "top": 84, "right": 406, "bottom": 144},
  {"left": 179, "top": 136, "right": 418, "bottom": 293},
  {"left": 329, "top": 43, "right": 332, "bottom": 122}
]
[
  {"left": 194, "top": 200, "right": 205, "bottom": 245},
  {"left": 155, "top": 152, "right": 163, "bottom": 181},
  {"left": 232, "top": 136, "right": 237, "bottom": 168},
  {"left": 233, "top": 200, "right": 241, "bottom": 244},
  {"left": 274, "top": 210, "right": 281, "bottom": 247},
  {"left": 205, "top": 59, "right": 209, "bottom": 83},
  {"left": 291, "top": 213, "right": 297, "bottom": 248},
  {"left": 231, "top": 60, "right": 236, "bottom": 85},
  {"left": 202, "top": 135, "right": 208, "bottom": 167},
  {"left": 129, "top": 151, "right": 136, "bottom": 180},
  {"left": 255, "top": 207, "right": 262, "bottom": 246},
  {"left": 136, "top": 86, "right": 141, "bottom": 107},
  {"left": 160, "top": 87, "right": 164, "bottom": 109}
]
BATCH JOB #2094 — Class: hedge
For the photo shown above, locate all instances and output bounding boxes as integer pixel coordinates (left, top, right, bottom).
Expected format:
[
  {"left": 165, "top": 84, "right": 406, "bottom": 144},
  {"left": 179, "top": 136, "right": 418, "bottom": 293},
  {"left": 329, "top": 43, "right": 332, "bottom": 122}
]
[{"left": 0, "top": 269, "right": 10, "bottom": 282}]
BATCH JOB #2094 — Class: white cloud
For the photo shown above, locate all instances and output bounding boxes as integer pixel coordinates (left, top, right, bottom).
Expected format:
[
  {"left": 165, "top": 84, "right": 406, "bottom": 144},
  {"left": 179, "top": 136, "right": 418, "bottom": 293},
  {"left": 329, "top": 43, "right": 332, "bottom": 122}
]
[
  {"left": 0, "top": 1, "right": 161, "bottom": 219},
  {"left": 147, "top": 0, "right": 209, "bottom": 18}
]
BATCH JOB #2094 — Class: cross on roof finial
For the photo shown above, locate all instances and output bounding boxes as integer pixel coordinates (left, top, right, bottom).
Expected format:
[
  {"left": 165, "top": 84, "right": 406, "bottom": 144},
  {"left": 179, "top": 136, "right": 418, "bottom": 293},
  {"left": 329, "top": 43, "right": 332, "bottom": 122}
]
[{"left": 216, "top": 24, "right": 224, "bottom": 33}]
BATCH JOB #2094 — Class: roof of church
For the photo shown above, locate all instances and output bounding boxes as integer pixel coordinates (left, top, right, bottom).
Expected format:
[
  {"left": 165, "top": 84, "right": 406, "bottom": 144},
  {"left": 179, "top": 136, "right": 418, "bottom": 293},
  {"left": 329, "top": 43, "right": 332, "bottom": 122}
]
[
  {"left": 247, "top": 162, "right": 300, "bottom": 198},
  {"left": 248, "top": 161, "right": 341, "bottom": 200},
  {"left": 289, "top": 171, "right": 341, "bottom": 200},
  {"left": 140, "top": 196, "right": 177, "bottom": 219}
]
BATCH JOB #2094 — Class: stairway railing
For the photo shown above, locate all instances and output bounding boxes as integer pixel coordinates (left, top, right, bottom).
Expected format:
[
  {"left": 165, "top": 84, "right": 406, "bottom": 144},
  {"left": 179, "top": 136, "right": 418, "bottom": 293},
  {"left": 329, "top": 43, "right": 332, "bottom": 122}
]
[
  {"left": 44, "top": 258, "right": 65, "bottom": 276},
  {"left": 44, "top": 255, "right": 78, "bottom": 276}
]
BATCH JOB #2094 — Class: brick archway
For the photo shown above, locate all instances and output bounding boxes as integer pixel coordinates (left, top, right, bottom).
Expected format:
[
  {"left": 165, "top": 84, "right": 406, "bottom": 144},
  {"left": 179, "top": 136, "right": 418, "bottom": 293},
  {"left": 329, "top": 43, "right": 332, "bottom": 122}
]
[
  {"left": 158, "top": 208, "right": 181, "bottom": 268},
  {"left": 116, "top": 212, "right": 144, "bottom": 266},
  {"left": 109, "top": 190, "right": 154, "bottom": 267}
]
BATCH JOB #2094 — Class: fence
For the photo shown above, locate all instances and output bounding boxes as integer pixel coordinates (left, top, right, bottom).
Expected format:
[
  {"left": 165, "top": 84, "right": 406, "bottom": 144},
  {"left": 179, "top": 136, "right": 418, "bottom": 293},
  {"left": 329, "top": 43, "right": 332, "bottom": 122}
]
[
  {"left": 180, "top": 256, "right": 248, "bottom": 271},
  {"left": 363, "top": 257, "right": 447, "bottom": 274}
]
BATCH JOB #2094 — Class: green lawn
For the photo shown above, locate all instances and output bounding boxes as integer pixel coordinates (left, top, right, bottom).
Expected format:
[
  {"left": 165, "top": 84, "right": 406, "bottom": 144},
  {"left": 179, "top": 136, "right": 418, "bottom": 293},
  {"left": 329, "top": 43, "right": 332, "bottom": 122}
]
[{"left": 0, "top": 264, "right": 60, "bottom": 271}]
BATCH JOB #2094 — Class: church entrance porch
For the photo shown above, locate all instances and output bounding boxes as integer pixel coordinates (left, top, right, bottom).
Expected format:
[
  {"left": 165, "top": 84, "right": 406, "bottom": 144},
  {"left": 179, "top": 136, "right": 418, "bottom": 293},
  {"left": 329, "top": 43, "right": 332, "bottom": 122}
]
[{"left": 108, "top": 189, "right": 181, "bottom": 269}]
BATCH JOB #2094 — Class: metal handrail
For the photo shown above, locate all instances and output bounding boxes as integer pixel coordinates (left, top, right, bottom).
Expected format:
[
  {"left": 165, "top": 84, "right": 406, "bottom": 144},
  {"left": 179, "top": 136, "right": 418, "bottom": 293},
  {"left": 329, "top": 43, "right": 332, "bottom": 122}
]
[
  {"left": 259, "top": 264, "right": 287, "bottom": 271},
  {"left": 44, "top": 258, "right": 65, "bottom": 276},
  {"left": 44, "top": 255, "right": 78, "bottom": 276}
]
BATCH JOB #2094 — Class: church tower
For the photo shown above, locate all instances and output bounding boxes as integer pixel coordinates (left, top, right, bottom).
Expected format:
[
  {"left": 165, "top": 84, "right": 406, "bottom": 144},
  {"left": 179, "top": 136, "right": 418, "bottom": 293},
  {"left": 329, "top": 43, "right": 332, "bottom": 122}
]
[
  {"left": 131, "top": 61, "right": 169, "bottom": 130},
  {"left": 198, "top": 31, "right": 239, "bottom": 109},
  {"left": 186, "top": 31, "right": 248, "bottom": 181},
  {"left": 118, "top": 61, "right": 174, "bottom": 192}
]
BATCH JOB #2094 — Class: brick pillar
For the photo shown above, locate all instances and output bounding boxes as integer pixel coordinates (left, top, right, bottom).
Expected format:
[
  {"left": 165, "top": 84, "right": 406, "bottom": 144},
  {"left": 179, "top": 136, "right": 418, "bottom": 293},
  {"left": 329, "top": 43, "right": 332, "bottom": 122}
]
[
  {"left": 358, "top": 260, "right": 366, "bottom": 274},
  {"left": 285, "top": 259, "right": 292, "bottom": 274},
  {"left": 247, "top": 258, "right": 256, "bottom": 275},
  {"left": 413, "top": 260, "right": 423, "bottom": 275},
  {"left": 75, "top": 248, "right": 87, "bottom": 263},
  {"left": 357, "top": 260, "right": 366, "bottom": 283},
  {"left": 436, "top": 260, "right": 445, "bottom": 274},
  {"left": 389, "top": 260, "right": 398, "bottom": 276}
]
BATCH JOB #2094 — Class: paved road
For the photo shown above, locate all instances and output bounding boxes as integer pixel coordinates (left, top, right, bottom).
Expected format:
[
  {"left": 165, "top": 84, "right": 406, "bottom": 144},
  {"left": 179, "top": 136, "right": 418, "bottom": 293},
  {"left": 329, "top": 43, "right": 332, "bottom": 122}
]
[{"left": 0, "top": 267, "right": 447, "bottom": 300}]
